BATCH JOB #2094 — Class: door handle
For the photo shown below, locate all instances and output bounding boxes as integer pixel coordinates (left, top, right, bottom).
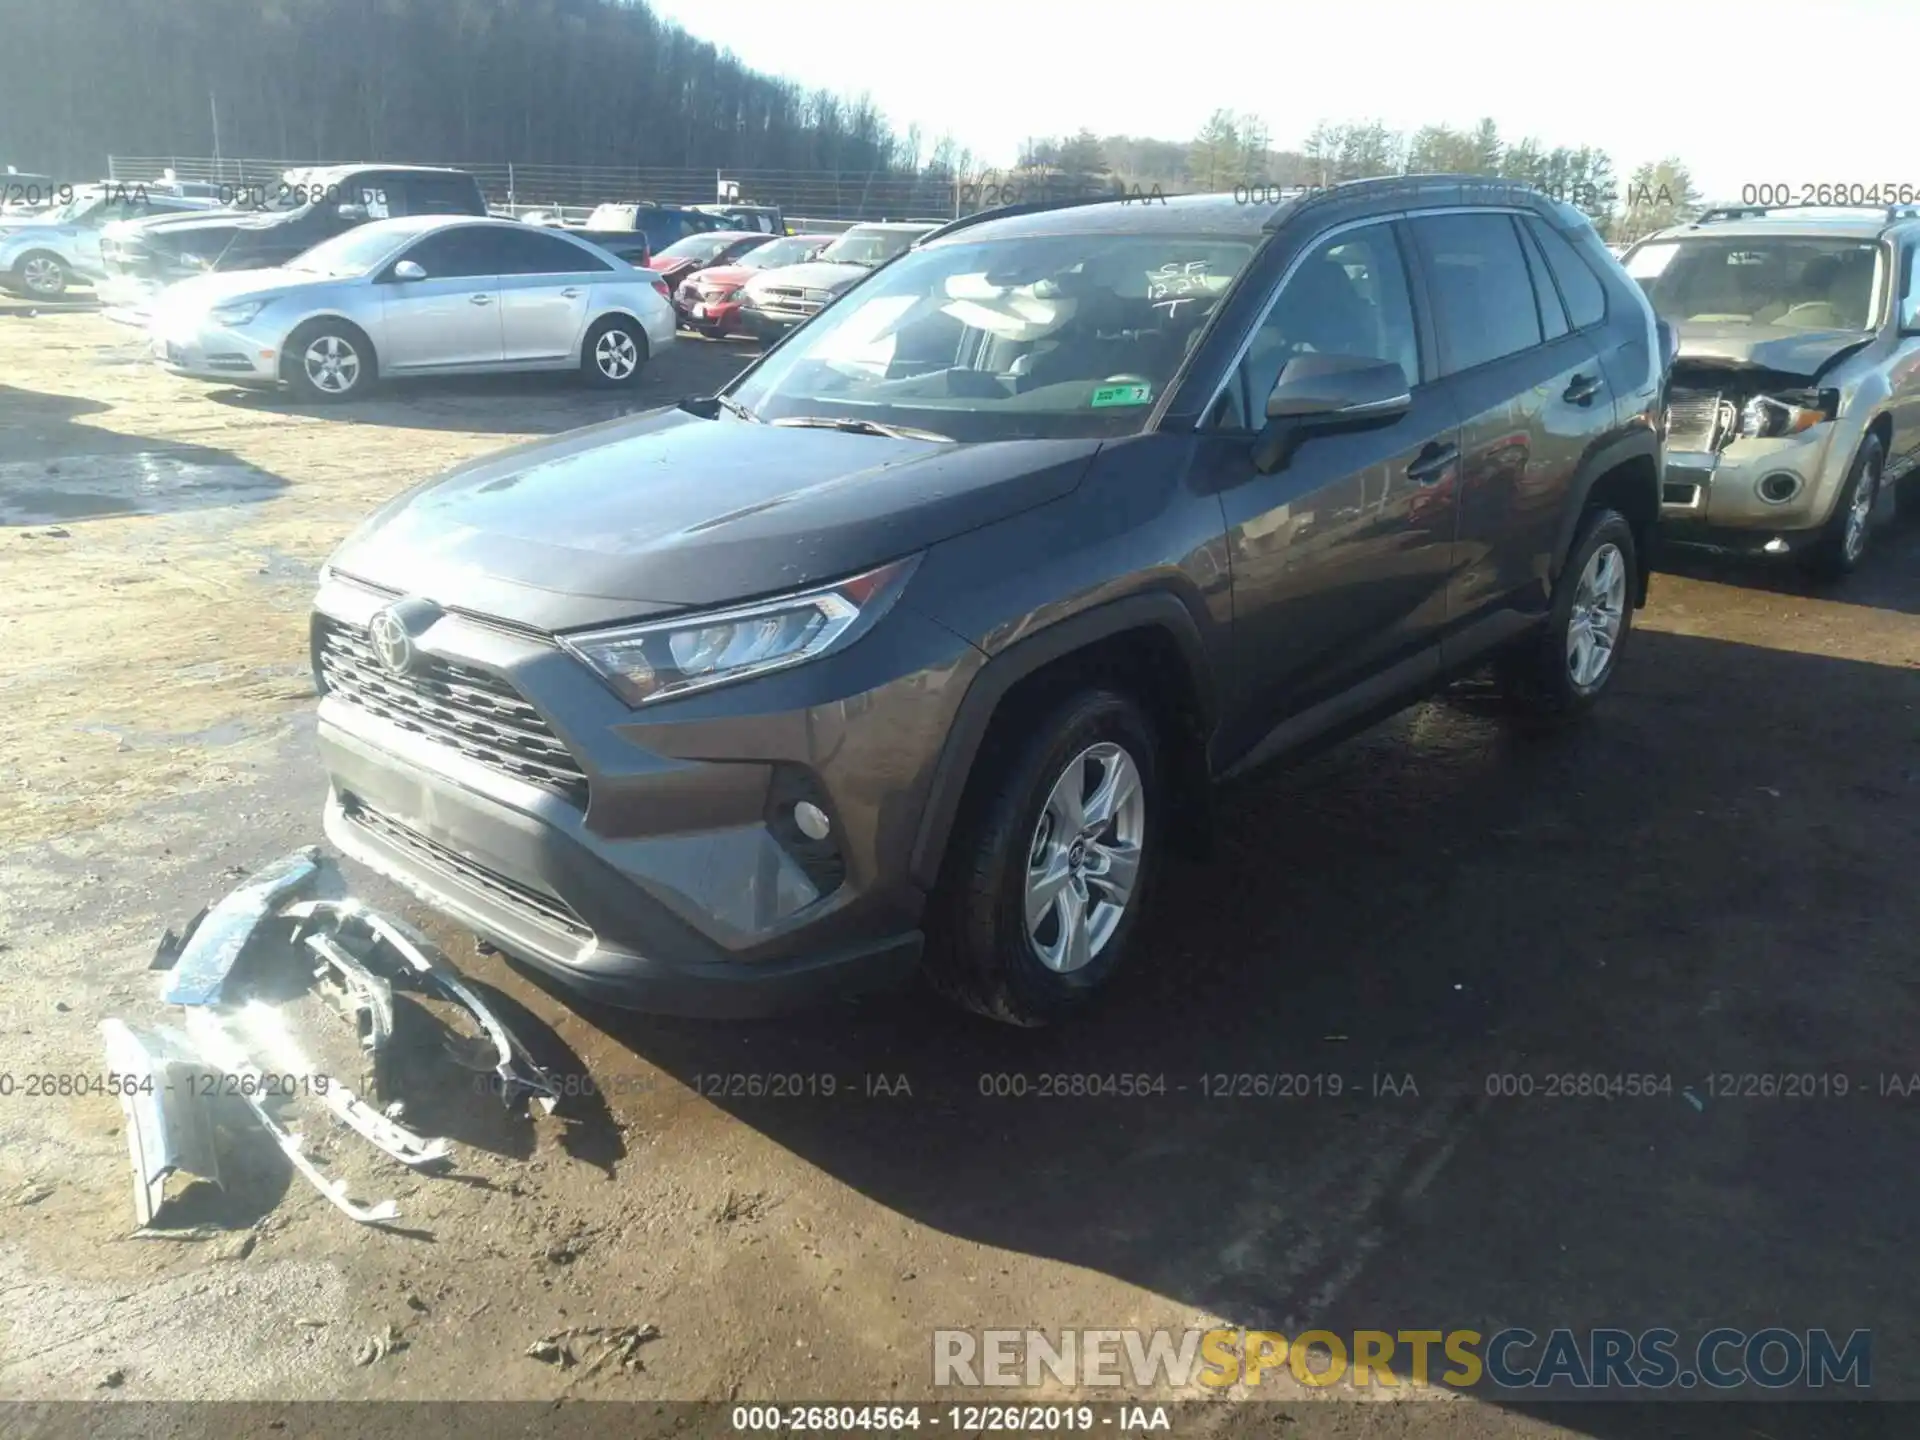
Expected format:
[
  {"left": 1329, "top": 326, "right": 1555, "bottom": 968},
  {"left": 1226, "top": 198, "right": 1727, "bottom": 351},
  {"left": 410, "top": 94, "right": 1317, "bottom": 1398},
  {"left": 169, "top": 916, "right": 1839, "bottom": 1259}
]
[
  {"left": 1406, "top": 441, "right": 1459, "bottom": 486},
  {"left": 1563, "top": 373, "right": 1601, "bottom": 405},
  {"left": 468, "top": 294, "right": 493, "bottom": 306},
  {"left": 559, "top": 288, "right": 581, "bottom": 299}
]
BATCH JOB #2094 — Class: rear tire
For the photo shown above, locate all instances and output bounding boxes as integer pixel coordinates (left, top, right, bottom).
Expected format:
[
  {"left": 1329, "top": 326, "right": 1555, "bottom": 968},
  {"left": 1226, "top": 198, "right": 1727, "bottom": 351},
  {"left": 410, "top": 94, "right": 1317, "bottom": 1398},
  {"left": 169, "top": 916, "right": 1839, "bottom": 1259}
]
[
  {"left": 1805, "top": 434, "right": 1882, "bottom": 582},
  {"left": 282, "top": 320, "right": 374, "bottom": 403},
  {"left": 924, "top": 688, "right": 1157, "bottom": 1027},
  {"left": 1498, "top": 507, "right": 1637, "bottom": 722},
  {"left": 581, "top": 315, "right": 647, "bottom": 387}
]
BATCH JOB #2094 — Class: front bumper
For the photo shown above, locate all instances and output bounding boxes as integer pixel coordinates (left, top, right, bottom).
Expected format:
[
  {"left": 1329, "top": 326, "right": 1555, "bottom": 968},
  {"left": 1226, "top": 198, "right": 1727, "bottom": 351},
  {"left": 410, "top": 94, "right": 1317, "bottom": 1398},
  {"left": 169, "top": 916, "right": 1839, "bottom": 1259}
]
[
  {"left": 148, "top": 309, "right": 281, "bottom": 383},
  {"left": 1658, "top": 426, "right": 1848, "bottom": 535},
  {"left": 740, "top": 301, "right": 811, "bottom": 338},
  {"left": 310, "top": 574, "right": 977, "bottom": 1017},
  {"left": 96, "top": 272, "right": 172, "bottom": 326}
]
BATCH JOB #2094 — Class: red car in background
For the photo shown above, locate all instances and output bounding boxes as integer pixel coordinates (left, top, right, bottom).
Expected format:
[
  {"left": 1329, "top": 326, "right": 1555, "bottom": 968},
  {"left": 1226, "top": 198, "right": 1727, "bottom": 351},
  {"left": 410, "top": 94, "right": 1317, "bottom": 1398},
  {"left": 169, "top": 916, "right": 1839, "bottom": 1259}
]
[
  {"left": 646, "top": 230, "right": 767, "bottom": 305},
  {"left": 672, "top": 232, "right": 834, "bottom": 335}
]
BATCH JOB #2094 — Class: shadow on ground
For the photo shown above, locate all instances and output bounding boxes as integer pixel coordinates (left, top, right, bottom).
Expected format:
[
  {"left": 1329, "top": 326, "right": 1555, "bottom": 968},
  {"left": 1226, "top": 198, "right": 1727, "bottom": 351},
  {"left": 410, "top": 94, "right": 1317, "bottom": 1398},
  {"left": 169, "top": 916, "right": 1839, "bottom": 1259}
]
[
  {"left": 1655, "top": 481, "right": 1920, "bottom": 617},
  {"left": 0, "top": 385, "right": 291, "bottom": 524},
  {"left": 518, "top": 619, "right": 1920, "bottom": 1415}
]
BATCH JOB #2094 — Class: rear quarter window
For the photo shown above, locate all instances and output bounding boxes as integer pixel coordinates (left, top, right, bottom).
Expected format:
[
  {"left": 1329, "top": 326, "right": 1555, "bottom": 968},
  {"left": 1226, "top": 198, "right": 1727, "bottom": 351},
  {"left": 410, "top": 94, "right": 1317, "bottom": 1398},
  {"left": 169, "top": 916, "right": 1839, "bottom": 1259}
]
[{"left": 1525, "top": 216, "right": 1608, "bottom": 329}]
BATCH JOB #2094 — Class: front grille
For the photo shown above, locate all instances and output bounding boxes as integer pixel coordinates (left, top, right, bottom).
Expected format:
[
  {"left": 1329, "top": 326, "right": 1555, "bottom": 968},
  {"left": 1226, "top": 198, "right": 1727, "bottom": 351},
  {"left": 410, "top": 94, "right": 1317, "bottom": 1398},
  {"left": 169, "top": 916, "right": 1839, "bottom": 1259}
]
[
  {"left": 342, "top": 796, "right": 592, "bottom": 942},
  {"left": 1665, "top": 393, "right": 1733, "bottom": 451},
  {"left": 315, "top": 616, "right": 589, "bottom": 807}
]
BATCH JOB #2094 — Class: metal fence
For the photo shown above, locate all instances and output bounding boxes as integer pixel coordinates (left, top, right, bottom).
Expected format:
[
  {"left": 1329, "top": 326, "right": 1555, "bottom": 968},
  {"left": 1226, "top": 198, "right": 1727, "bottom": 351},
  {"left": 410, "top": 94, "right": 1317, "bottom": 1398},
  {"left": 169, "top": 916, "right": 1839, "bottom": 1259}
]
[{"left": 107, "top": 156, "right": 980, "bottom": 223}]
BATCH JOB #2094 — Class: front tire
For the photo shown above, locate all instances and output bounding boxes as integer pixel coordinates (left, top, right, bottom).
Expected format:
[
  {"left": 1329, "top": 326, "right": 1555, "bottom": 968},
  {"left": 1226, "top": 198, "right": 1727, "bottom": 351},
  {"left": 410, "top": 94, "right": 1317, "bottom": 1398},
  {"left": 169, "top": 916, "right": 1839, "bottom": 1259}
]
[
  {"left": 1805, "top": 434, "right": 1883, "bottom": 581},
  {"left": 283, "top": 320, "right": 374, "bottom": 403},
  {"left": 1498, "top": 507, "right": 1637, "bottom": 721},
  {"left": 925, "top": 689, "right": 1157, "bottom": 1027},
  {"left": 582, "top": 315, "right": 647, "bottom": 387},
  {"left": 12, "top": 251, "right": 70, "bottom": 298}
]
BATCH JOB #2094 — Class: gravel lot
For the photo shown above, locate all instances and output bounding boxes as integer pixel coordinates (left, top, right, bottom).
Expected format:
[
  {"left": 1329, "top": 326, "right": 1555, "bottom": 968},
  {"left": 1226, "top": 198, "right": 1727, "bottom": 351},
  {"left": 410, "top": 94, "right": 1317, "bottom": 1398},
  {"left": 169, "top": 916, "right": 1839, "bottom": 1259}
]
[{"left": 2, "top": 296, "right": 1917, "bottom": 1437}]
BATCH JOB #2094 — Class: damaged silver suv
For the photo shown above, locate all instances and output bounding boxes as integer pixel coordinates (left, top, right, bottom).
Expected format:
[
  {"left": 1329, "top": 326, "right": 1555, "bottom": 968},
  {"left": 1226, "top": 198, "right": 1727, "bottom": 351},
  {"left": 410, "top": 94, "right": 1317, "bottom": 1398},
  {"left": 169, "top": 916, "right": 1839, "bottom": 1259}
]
[{"left": 1624, "top": 204, "right": 1920, "bottom": 577}]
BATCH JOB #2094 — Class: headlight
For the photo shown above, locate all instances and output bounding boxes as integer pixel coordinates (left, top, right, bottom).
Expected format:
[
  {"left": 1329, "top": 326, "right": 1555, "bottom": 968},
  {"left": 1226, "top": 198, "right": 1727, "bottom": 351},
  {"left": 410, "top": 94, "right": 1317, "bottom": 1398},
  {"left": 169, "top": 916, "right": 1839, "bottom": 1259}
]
[
  {"left": 559, "top": 556, "right": 920, "bottom": 707},
  {"left": 704, "top": 286, "right": 741, "bottom": 302},
  {"left": 209, "top": 300, "right": 265, "bottom": 325},
  {"left": 1736, "top": 390, "right": 1835, "bottom": 439}
]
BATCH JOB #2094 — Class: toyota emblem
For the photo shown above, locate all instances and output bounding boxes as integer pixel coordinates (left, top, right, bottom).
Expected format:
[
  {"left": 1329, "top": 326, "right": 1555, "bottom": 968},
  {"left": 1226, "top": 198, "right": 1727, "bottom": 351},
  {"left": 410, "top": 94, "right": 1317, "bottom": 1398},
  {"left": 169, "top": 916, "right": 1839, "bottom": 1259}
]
[{"left": 368, "top": 608, "right": 416, "bottom": 675}]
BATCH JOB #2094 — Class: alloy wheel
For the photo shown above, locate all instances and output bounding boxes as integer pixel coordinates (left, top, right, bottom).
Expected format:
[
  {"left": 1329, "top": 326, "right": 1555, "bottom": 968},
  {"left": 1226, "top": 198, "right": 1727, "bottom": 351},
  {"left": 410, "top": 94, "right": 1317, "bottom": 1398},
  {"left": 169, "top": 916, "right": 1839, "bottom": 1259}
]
[
  {"left": 1023, "top": 742, "right": 1146, "bottom": 974},
  {"left": 21, "top": 256, "right": 63, "bottom": 295},
  {"left": 1843, "top": 455, "right": 1880, "bottom": 564},
  {"left": 303, "top": 335, "right": 361, "bottom": 395},
  {"left": 595, "top": 328, "right": 639, "bottom": 380},
  {"left": 1566, "top": 541, "right": 1627, "bottom": 690}
]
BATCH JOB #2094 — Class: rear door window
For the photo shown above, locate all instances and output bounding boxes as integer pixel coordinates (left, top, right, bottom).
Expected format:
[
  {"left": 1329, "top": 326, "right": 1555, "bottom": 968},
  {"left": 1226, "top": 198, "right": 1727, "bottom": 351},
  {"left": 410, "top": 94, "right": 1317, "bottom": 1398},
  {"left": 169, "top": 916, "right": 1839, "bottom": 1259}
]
[
  {"left": 1517, "top": 220, "right": 1570, "bottom": 340},
  {"left": 1525, "top": 216, "right": 1608, "bottom": 329},
  {"left": 1410, "top": 212, "right": 1544, "bottom": 374},
  {"left": 491, "top": 228, "right": 611, "bottom": 274}
]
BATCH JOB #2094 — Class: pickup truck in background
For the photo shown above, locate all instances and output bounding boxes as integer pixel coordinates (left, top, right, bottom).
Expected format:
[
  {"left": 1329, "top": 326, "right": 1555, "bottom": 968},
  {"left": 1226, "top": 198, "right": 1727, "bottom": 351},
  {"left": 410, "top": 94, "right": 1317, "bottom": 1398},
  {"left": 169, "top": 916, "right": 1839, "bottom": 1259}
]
[{"left": 95, "top": 163, "right": 489, "bottom": 321}]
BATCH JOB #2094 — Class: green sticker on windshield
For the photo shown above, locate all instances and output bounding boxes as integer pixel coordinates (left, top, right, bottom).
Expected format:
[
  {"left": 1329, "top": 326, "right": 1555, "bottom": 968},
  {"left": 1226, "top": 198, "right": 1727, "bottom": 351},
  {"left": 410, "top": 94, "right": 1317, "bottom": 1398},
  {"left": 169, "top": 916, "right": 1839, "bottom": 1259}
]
[{"left": 1090, "top": 381, "right": 1151, "bottom": 408}]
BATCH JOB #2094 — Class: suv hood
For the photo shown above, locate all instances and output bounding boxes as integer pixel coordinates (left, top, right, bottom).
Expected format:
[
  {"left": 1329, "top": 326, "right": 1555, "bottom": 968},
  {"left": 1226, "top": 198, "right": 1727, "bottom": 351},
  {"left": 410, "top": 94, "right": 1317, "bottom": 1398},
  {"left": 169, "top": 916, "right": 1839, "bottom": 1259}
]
[
  {"left": 1671, "top": 322, "right": 1872, "bottom": 381},
  {"left": 747, "top": 259, "right": 869, "bottom": 294},
  {"left": 328, "top": 407, "right": 1102, "bottom": 630}
]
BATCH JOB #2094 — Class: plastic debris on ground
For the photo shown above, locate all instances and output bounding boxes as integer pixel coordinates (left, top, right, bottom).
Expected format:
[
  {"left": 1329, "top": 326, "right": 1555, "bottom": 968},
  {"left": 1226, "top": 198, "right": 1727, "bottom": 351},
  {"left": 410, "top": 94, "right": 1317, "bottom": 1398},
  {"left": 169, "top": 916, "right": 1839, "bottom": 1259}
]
[{"left": 104, "top": 848, "right": 561, "bottom": 1230}]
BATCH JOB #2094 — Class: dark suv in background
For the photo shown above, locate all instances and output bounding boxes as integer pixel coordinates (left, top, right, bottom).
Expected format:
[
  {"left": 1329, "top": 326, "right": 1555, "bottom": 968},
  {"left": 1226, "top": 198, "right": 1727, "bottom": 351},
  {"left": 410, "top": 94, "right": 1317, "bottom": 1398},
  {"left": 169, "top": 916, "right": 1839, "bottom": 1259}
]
[
  {"left": 97, "top": 163, "right": 488, "bottom": 316},
  {"left": 312, "top": 178, "right": 1666, "bottom": 1027}
]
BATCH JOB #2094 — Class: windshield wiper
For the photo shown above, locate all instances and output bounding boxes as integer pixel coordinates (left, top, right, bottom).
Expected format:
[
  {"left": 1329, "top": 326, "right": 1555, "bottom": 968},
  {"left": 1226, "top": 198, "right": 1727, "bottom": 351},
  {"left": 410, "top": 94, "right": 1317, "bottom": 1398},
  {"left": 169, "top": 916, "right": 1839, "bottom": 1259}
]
[
  {"left": 770, "top": 416, "right": 954, "bottom": 442},
  {"left": 716, "top": 395, "right": 760, "bottom": 423}
]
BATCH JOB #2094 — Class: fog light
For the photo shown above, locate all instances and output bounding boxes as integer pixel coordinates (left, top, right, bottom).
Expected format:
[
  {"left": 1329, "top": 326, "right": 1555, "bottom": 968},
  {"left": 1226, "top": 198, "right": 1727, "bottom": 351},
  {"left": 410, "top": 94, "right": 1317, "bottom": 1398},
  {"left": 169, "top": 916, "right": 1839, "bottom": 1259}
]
[
  {"left": 793, "top": 801, "right": 830, "bottom": 840},
  {"left": 1757, "top": 472, "right": 1802, "bottom": 505},
  {"left": 1762, "top": 538, "right": 1791, "bottom": 555}
]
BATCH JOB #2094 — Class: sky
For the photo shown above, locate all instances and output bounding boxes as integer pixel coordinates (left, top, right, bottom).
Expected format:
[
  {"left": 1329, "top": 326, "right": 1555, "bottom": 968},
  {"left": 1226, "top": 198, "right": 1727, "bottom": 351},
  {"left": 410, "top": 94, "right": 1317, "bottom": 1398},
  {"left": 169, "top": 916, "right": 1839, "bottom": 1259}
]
[{"left": 646, "top": 0, "right": 1919, "bottom": 206}]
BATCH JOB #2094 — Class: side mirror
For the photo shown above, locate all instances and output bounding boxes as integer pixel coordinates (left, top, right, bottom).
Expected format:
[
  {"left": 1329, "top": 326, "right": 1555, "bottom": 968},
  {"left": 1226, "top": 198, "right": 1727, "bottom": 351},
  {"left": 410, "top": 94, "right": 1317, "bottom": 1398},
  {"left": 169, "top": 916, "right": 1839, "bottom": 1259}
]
[
  {"left": 390, "top": 259, "right": 427, "bottom": 282},
  {"left": 335, "top": 203, "right": 368, "bottom": 223},
  {"left": 1253, "top": 354, "right": 1411, "bottom": 474}
]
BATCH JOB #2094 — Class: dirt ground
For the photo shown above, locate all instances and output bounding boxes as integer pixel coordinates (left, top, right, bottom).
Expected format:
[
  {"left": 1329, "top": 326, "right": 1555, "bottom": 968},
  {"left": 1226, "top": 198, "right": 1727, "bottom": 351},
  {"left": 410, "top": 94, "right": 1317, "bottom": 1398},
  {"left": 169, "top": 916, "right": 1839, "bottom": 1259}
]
[{"left": 2, "top": 295, "right": 1917, "bottom": 1439}]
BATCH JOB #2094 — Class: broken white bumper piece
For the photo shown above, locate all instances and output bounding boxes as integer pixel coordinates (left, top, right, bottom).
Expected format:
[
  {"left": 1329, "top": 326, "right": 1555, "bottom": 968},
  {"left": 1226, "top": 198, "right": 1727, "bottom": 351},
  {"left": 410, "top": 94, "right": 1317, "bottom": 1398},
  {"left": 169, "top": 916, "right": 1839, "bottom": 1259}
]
[
  {"left": 162, "top": 846, "right": 323, "bottom": 1006},
  {"left": 182, "top": 1007, "right": 402, "bottom": 1226},
  {"left": 100, "top": 1019, "right": 225, "bottom": 1227},
  {"left": 285, "top": 898, "right": 560, "bottom": 1115}
]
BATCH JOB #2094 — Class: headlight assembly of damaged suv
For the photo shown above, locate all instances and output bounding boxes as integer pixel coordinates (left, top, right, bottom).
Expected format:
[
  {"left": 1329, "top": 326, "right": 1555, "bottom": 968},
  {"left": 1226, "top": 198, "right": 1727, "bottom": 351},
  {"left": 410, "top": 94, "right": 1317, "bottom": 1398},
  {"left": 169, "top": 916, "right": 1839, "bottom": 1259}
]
[{"left": 315, "top": 180, "right": 1667, "bottom": 1025}]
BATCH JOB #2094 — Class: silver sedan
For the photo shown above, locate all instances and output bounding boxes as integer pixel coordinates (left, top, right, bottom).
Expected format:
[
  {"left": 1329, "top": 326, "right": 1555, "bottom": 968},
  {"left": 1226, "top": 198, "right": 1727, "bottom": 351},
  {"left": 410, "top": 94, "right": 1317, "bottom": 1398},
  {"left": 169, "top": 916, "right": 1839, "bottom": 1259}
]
[{"left": 147, "top": 215, "right": 677, "bottom": 401}]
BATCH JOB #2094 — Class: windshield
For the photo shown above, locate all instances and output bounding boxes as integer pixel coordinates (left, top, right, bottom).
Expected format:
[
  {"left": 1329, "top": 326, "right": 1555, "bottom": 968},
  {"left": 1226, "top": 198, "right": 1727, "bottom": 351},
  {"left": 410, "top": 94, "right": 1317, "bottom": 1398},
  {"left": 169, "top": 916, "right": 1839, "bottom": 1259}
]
[
  {"left": 38, "top": 193, "right": 98, "bottom": 224},
  {"left": 1627, "top": 237, "right": 1882, "bottom": 332},
  {"left": 284, "top": 226, "right": 407, "bottom": 277},
  {"left": 654, "top": 233, "right": 740, "bottom": 263},
  {"left": 739, "top": 235, "right": 822, "bottom": 270},
  {"left": 727, "top": 232, "right": 1257, "bottom": 441},
  {"left": 817, "top": 227, "right": 927, "bottom": 268}
]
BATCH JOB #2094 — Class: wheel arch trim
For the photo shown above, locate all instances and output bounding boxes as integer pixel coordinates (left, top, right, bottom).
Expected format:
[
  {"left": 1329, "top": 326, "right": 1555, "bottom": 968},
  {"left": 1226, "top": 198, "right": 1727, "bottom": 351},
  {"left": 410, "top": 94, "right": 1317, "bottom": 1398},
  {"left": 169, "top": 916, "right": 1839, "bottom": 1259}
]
[
  {"left": 907, "top": 589, "right": 1215, "bottom": 891},
  {"left": 1555, "top": 427, "right": 1660, "bottom": 601}
]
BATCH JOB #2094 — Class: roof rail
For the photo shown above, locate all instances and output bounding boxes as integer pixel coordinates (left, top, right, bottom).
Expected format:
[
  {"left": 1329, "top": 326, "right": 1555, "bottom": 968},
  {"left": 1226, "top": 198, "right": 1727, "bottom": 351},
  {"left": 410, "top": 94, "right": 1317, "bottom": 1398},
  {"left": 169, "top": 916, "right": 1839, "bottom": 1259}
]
[
  {"left": 1265, "top": 173, "right": 1568, "bottom": 231},
  {"left": 911, "top": 192, "right": 1124, "bottom": 247},
  {"left": 1689, "top": 205, "right": 1771, "bottom": 226},
  {"left": 1691, "top": 202, "right": 1920, "bottom": 227}
]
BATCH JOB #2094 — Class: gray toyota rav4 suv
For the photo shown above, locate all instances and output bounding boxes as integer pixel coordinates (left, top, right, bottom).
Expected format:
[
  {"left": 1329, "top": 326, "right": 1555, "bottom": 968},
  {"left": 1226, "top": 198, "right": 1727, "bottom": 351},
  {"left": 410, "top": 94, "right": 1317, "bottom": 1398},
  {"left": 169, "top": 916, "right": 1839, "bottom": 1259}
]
[{"left": 312, "top": 178, "right": 1667, "bottom": 1026}]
